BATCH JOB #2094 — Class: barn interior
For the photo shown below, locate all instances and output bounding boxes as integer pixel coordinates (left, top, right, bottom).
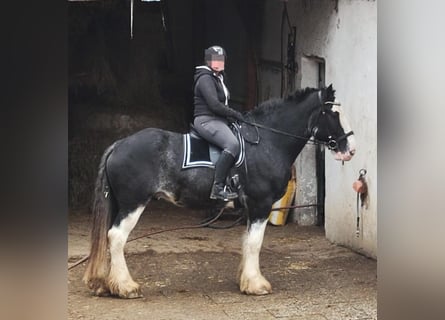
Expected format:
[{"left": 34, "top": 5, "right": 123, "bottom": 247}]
[{"left": 68, "top": 0, "right": 265, "bottom": 209}]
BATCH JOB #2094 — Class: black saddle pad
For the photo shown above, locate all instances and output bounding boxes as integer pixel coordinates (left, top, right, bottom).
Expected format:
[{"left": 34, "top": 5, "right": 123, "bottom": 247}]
[{"left": 182, "top": 123, "right": 245, "bottom": 169}]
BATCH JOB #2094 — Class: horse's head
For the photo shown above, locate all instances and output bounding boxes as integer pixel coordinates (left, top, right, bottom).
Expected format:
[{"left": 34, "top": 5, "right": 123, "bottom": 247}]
[{"left": 310, "top": 84, "right": 357, "bottom": 161}]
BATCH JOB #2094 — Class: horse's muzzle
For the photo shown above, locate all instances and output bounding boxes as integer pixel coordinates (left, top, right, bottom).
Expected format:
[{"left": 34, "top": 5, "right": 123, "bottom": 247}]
[{"left": 333, "top": 148, "right": 355, "bottom": 161}]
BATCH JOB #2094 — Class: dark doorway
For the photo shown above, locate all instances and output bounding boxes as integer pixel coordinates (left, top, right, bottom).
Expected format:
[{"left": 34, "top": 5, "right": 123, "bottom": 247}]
[{"left": 300, "top": 55, "right": 326, "bottom": 226}]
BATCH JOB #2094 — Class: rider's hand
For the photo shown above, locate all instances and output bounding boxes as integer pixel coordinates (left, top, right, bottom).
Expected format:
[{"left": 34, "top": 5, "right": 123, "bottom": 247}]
[{"left": 229, "top": 110, "right": 244, "bottom": 122}]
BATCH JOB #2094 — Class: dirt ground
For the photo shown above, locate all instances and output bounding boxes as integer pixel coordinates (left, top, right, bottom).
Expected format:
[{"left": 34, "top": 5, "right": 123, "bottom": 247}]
[{"left": 68, "top": 201, "right": 376, "bottom": 320}]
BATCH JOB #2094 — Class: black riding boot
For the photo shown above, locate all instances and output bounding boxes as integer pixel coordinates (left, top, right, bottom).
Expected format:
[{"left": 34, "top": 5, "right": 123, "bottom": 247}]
[{"left": 210, "top": 151, "right": 238, "bottom": 201}]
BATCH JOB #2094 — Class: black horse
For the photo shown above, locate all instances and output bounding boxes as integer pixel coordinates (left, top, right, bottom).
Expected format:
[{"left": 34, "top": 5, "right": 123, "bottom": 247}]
[{"left": 83, "top": 85, "right": 356, "bottom": 298}]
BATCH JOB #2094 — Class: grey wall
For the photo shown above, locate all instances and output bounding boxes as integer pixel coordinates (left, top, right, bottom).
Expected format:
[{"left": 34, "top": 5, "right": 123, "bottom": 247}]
[
  {"left": 258, "top": 0, "right": 377, "bottom": 257},
  {"left": 322, "top": 0, "right": 377, "bottom": 258}
]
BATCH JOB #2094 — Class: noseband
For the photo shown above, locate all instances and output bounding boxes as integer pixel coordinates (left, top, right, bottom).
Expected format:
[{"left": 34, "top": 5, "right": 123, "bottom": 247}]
[{"left": 325, "top": 130, "right": 354, "bottom": 151}]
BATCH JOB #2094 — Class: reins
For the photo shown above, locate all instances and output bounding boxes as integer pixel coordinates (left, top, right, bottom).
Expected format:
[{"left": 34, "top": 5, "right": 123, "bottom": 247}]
[
  {"left": 240, "top": 100, "right": 353, "bottom": 151},
  {"left": 240, "top": 116, "right": 321, "bottom": 147},
  {"left": 242, "top": 119, "right": 311, "bottom": 142}
]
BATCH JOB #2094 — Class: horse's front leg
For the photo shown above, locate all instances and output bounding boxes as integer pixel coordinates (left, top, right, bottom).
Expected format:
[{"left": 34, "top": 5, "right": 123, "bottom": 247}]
[{"left": 238, "top": 216, "right": 272, "bottom": 295}]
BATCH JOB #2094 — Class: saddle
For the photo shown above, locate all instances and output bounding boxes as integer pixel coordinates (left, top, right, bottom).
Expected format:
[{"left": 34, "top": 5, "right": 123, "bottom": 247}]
[{"left": 182, "top": 123, "right": 245, "bottom": 169}]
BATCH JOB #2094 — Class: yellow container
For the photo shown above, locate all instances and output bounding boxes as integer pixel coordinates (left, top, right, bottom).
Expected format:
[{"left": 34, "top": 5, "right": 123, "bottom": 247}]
[{"left": 269, "top": 167, "right": 297, "bottom": 226}]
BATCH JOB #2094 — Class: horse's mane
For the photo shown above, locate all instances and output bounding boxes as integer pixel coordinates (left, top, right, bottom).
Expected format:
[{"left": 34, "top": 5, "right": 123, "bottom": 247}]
[{"left": 248, "top": 87, "right": 320, "bottom": 118}]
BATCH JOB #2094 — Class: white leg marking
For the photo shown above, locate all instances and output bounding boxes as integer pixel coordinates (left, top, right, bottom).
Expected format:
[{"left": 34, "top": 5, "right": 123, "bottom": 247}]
[
  {"left": 239, "top": 219, "right": 272, "bottom": 295},
  {"left": 108, "top": 206, "right": 145, "bottom": 298},
  {"left": 243, "top": 220, "right": 267, "bottom": 278}
]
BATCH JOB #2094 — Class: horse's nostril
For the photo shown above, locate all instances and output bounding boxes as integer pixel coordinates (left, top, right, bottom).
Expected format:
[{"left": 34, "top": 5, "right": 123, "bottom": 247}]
[{"left": 349, "top": 150, "right": 356, "bottom": 156}]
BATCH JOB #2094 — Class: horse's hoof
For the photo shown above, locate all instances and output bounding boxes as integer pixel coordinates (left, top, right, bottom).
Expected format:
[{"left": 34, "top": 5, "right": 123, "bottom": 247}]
[
  {"left": 240, "top": 275, "right": 272, "bottom": 295},
  {"left": 242, "top": 285, "right": 272, "bottom": 295},
  {"left": 109, "top": 279, "right": 143, "bottom": 299},
  {"left": 95, "top": 287, "right": 111, "bottom": 297},
  {"left": 86, "top": 278, "right": 110, "bottom": 296},
  {"left": 116, "top": 287, "right": 143, "bottom": 299},
  {"left": 125, "top": 290, "right": 144, "bottom": 299}
]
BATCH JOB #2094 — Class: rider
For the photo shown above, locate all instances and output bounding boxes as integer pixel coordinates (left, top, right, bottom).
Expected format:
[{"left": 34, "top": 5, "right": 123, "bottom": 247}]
[{"left": 193, "top": 45, "right": 244, "bottom": 201}]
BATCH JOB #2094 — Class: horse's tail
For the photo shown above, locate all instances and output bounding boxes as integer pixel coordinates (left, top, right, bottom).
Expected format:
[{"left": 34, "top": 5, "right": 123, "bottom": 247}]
[{"left": 83, "top": 142, "right": 117, "bottom": 290}]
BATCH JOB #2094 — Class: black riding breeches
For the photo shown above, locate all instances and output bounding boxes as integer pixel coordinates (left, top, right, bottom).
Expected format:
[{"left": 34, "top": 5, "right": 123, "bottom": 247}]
[{"left": 193, "top": 115, "right": 240, "bottom": 157}]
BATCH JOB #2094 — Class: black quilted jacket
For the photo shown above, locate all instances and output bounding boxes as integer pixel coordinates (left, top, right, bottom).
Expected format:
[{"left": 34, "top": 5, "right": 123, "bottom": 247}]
[{"left": 193, "top": 66, "right": 243, "bottom": 121}]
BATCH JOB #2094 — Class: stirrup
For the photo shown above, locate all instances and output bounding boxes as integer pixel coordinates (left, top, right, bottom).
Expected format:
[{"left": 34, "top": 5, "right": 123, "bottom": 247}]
[{"left": 222, "top": 185, "right": 238, "bottom": 200}]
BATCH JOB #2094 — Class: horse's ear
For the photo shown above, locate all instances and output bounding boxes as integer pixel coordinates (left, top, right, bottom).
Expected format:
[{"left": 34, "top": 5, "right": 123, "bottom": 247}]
[{"left": 326, "top": 84, "right": 335, "bottom": 102}]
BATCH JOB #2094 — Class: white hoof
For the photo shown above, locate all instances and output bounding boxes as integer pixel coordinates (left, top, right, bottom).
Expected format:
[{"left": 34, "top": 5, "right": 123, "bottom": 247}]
[
  {"left": 239, "top": 273, "right": 272, "bottom": 295},
  {"left": 108, "top": 277, "right": 143, "bottom": 299}
]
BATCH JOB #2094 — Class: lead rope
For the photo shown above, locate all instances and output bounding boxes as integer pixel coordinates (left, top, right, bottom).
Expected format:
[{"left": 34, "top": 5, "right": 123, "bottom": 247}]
[{"left": 68, "top": 207, "right": 226, "bottom": 271}]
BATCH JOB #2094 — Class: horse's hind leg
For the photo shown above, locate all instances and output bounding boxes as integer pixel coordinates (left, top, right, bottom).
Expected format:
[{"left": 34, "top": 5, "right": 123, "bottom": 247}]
[
  {"left": 238, "top": 218, "right": 272, "bottom": 295},
  {"left": 107, "top": 205, "right": 145, "bottom": 298}
]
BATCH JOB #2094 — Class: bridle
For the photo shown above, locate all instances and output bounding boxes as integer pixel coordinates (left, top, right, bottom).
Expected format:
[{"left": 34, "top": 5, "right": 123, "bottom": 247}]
[
  {"left": 311, "top": 101, "right": 355, "bottom": 151},
  {"left": 324, "top": 101, "right": 355, "bottom": 150},
  {"left": 309, "top": 90, "right": 354, "bottom": 150},
  {"left": 240, "top": 95, "right": 354, "bottom": 152}
]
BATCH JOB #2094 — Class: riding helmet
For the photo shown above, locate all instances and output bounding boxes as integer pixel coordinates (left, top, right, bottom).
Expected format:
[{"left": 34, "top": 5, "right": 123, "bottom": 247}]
[{"left": 204, "top": 45, "right": 226, "bottom": 62}]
